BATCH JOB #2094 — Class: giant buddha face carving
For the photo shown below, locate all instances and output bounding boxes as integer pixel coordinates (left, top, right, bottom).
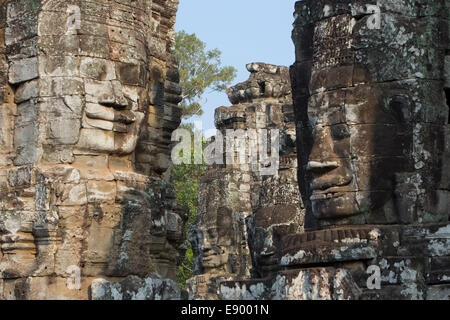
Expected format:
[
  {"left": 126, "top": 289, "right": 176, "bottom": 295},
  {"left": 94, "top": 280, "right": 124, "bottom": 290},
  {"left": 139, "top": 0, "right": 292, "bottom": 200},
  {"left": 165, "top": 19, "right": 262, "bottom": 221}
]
[
  {"left": 200, "top": 206, "right": 234, "bottom": 272},
  {"left": 296, "top": 7, "right": 448, "bottom": 226},
  {"left": 76, "top": 77, "right": 145, "bottom": 155},
  {"left": 2, "top": 0, "right": 174, "bottom": 169},
  {"left": 306, "top": 85, "right": 414, "bottom": 222},
  {"left": 71, "top": 6, "right": 152, "bottom": 157},
  {"left": 190, "top": 170, "right": 251, "bottom": 277}
]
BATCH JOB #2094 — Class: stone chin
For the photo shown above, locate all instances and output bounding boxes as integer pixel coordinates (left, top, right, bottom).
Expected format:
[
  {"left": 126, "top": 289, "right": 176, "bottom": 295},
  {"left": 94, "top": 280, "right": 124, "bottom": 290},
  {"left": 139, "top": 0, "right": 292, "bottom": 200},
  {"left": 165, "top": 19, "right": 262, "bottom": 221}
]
[
  {"left": 311, "top": 190, "right": 396, "bottom": 222},
  {"left": 202, "top": 255, "right": 227, "bottom": 270},
  {"left": 311, "top": 192, "right": 360, "bottom": 219},
  {"left": 75, "top": 113, "right": 144, "bottom": 155},
  {"left": 201, "top": 247, "right": 228, "bottom": 270}
]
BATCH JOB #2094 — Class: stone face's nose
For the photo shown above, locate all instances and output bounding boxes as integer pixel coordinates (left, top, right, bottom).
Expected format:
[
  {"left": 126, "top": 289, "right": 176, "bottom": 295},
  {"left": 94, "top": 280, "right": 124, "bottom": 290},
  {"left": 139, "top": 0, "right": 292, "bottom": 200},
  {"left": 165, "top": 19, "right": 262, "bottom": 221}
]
[
  {"left": 307, "top": 125, "right": 340, "bottom": 173},
  {"left": 85, "top": 79, "right": 130, "bottom": 110},
  {"left": 97, "top": 80, "right": 129, "bottom": 109},
  {"left": 306, "top": 124, "right": 354, "bottom": 191}
]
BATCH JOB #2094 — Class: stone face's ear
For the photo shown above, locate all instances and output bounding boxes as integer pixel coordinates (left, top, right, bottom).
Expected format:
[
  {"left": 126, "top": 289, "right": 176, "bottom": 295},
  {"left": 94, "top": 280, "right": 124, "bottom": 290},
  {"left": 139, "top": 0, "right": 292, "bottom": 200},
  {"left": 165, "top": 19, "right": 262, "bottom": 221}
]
[
  {"left": 149, "top": 66, "right": 165, "bottom": 107},
  {"left": 0, "top": 104, "right": 15, "bottom": 167},
  {"left": 217, "top": 207, "right": 232, "bottom": 232},
  {"left": 385, "top": 95, "right": 412, "bottom": 123},
  {"left": 394, "top": 172, "right": 420, "bottom": 224}
]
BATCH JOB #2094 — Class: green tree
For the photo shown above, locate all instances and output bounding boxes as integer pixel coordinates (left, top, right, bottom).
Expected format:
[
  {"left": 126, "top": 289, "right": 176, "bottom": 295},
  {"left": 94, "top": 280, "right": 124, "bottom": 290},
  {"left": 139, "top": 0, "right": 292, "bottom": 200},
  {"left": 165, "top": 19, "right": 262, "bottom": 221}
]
[
  {"left": 172, "top": 31, "right": 236, "bottom": 289},
  {"left": 174, "top": 30, "right": 237, "bottom": 119},
  {"left": 172, "top": 126, "right": 208, "bottom": 289}
]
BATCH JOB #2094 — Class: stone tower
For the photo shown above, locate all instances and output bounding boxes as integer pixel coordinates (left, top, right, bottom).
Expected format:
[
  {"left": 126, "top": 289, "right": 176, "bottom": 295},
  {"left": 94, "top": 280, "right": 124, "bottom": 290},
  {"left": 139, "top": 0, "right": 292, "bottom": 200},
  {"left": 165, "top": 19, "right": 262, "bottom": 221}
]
[
  {"left": 188, "top": 63, "right": 304, "bottom": 299},
  {"left": 220, "top": 0, "right": 450, "bottom": 300},
  {"left": 0, "top": 0, "right": 185, "bottom": 300}
]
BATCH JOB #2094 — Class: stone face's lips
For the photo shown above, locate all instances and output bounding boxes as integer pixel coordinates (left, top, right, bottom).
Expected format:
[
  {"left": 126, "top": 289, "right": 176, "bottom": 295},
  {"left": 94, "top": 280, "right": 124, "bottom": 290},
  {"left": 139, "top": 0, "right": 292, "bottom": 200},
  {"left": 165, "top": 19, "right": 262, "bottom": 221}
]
[
  {"left": 202, "top": 247, "right": 224, "bottom": 259},
  {"left": 115, "top": 111, "right": 136, "bottom": 124},
  {"left": 310, "top": 191, "right": 346, "bottom": 201},
  {"left": 76, "top": 112, "right": 144, "bottom": 154},
  {"left": 310, "top": 174, "right": 353, "bottom": 193},
  {"left": 85, "top": 103, "right": 136, "bottom": 125},
  {"left": 310, "top": 174, "right": 354, "bottom": 202}
]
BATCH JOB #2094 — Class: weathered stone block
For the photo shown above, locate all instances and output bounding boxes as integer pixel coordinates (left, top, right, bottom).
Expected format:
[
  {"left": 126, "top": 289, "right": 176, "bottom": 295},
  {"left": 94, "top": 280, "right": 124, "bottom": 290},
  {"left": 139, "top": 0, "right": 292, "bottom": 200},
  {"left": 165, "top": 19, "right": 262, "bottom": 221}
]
[
  {"left": 38, "top": 35, "right": 79, "bottom": 56},
  {"left": 49, "top": 117, "right": 81, "bottom": 145},
  {"left": 0, "top": 104, "right": 16, "bottom": 164},
  {"left": 14, "top": 79, "right": 38, "bottom": 103},
  {"left": 426, "top": 284, "right": 450, "bottom": 300},
  {"left": 39, "top": 77, "right": 84, "bottom": 97},
  {"left": 7, "top": 167, "right": 32, "bottom": 188},
  {"left": 80, "top": 57, "right": 116, "bottom": 81},
  {"left": 90, "top": 275, "right": 181, "bottom": 300},
  {"left": 56, "top": 183, "right": 88, "bottom": 206},
  {"left": 429, "top": 256, "right": 450, "bottom": 284},
  {"left": 13, "top": 123, "right": 38, "bottom": 166},
  {"left": 79, "top": 35, "right": 110, "bottom": 59},
  {"left": 280, "top": 227, "right": 380, "bottom": 267},
  {"left": 39, "top": 55, "right": 80, "bottom": 77},
  {"left": 16, "top": 100, "right": 37, "bottom": 125},
  {"left": 87, "top": 180, "right": 116, "bottom": 204},
  {"left": 8, "top": 57, "right": 38, "bottom": 84},
  {"left": 445, "top": 55, "right": 450, "bottom": 88},
  {"left": 76, "top": 129, "right": 115, "bottom": 153},
  {"left": 220, "top": 268, "right": 361, "bottom": 300}
]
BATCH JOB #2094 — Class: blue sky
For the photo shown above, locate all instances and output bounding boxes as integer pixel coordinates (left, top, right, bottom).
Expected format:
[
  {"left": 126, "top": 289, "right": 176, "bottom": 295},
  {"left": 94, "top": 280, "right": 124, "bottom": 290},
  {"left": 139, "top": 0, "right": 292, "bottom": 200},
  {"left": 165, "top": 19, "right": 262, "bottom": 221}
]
[{"left": 175, "top": 0, "right": 296, "bottom": 132}]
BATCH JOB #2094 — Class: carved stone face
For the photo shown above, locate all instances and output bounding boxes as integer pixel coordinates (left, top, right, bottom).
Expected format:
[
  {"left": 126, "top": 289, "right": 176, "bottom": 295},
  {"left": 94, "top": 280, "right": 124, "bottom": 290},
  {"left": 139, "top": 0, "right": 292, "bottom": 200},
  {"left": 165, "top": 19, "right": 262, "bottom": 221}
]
[
  {"left": 200, "top": 206, "right": 233, "bottom": 271},
  {"left": 190, "top": 170, "right": 252, "bottom": 277},
  {"left": 306, "top": 85, "right": 415, "bottom": 221},
  {"left": 298, "top": 10, "right": 448, "bottom": 226},
  {"left": 76, "top": 77, "right": 145, "bottom": 155},
  {"left": 67, "top": 5, "right": 150, "bottom": 156},
  {"left": 2, "top": 0, "right": 175, "bottom": 168}
]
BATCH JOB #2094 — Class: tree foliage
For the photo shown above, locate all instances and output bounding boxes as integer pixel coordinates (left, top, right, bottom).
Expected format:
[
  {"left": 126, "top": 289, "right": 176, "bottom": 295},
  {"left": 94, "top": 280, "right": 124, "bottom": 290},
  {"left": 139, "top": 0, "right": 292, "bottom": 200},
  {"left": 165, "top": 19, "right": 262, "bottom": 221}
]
[
  {"left": 172, "top": 125, "right": 208, "bottom": 289},
  {"left": 174, "top": 30, "right": 237, "bottom": 119},
  {"left": 173, "top": 31, "right": 236, "bottom": 288}
]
